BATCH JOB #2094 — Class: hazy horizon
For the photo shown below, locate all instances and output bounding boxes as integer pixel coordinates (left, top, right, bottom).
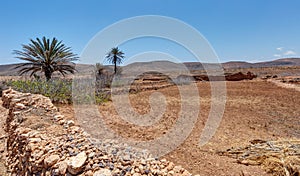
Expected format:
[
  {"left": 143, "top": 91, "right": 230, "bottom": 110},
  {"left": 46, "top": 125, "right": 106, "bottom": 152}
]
[{"left": 1, "top": 57, "right": 300, "bottom": 67}]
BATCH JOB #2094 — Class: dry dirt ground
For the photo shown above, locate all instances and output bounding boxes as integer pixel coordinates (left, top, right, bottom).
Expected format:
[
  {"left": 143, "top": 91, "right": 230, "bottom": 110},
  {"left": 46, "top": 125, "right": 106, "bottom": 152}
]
[
  {"left": 0, "top": 99, "right": 8, "bottom": 176},
  {"left": 1, "top": 80, "right": 299, "bottom": 175},
  {"left": 54, "top": 80, "right": 300, "bottom": 176}
]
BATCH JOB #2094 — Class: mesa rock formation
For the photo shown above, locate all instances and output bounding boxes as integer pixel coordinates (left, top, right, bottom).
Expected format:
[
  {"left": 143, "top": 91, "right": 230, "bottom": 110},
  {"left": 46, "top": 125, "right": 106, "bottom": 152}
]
[{"left": 2, "top": 88, "right": 197, "bottom": 176}]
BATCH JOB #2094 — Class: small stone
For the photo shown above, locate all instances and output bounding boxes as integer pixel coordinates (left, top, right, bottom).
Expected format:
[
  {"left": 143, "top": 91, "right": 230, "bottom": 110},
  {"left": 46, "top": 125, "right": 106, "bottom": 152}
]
[
  {"left": 56, "top": 160, "right": 68, "bottom": 174},
  {"left": 132, "top": 173, "right": 141, "bottom": 176},
  {"left": 67, "top": 151, "right": 87, "bottom": 175},
  {"left": 44, "top": 154, "right": 60, "bottom": 167},
  {"left": 168, "top": 170, "right": 175, "bottom": 175},
  {"left": 140, "top": 159, "right": 146, "bottom": 166},
  {"left": 109, "top": 163, "right": 114, "bottom": 170},
  {"left": 28, "top": 138, "right": 41, "bottom": 143},
  {"left": 98, "top": 162, "right": 105, "bottom": 168},
  {"left": 122, "top": 155, "right": 131, "bottom": 161},
  {"left": 66, "top": 120, "right": 75, "bottom": 127},
  {"left": 93, "top": 168, "right": 112, "bottom": 176},
  {"left": 85, "top": 163, "right": 92, "bottom": 170},
  {"left": 99, "top": 155, "right": 109, "bottom": 160},
  {"left": 173, "top": 165, "right": 182, "bottom": 173},
  {"left": 166, "top": 162, "right": 175, "bottom": 171},
  {"left": 58, "top": 119, "right": 65, "bottom": 125},
  {"left": 144, "top": 169, "right": 150, "bottom": 174},
  {"left": 45, "top": 171, "right": 51, "bottom": 176},
  {"left": 182, "top": 170, "right": 191, "bottom": 176},
  {"left": 85, "top": 170, "right": 93, "bottom": 176},
  {"left": 15, "top": 103, "right": 26, "bottom": 109},
  {"left": 88, "top": 152, "right": 95, "bottom": 158},
  {"left": 53, "top": 114, "right": 64, "bottom": 121},
  {"left": 161, "top": 158, "right": 167, "bottom": 163}
]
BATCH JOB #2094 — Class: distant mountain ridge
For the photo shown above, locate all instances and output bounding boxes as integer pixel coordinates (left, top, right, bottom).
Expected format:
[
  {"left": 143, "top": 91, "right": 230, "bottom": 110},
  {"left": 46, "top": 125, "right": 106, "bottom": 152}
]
[
  {"left": 0, "top": 58, "right": 299, "bottom": 76},
  {"left": 180, "top": 58, "right": 300, "bottom": 70},
  {"left": 221, "top": 58, "right": 300, "bottom": 69},
  {"left": 0, "top": 64, "right": 20, "bottom": 76}
]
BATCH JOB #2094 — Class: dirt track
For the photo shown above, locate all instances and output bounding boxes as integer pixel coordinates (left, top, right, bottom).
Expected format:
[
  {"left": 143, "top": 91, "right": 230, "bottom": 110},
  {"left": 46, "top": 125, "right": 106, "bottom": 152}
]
[{"left": 54, "top": 80, "right": 300, "bottom": 175}]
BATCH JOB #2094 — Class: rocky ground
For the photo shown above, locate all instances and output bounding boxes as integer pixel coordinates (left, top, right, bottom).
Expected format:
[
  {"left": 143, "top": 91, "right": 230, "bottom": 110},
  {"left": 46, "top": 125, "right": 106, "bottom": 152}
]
[
  {"left": 0, "top": 79, "right": 299, "bottom": 175},
  {"left": 59, "top": 80, "right": 300, "bottom": 175},
  {"left": 0, "top": 99, "right": 8, "bottom": 175},
  {"left": 1, "top": 89, "right": 196, "bottom": 175}
]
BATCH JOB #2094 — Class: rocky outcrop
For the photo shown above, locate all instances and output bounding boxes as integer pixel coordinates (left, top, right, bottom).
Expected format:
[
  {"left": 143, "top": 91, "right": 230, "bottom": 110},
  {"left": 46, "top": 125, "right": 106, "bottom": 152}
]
[
  {"left": 176, "top": 71, "right": 257, "bottom": 82},
  {"left": 225, "top": 72, "right": 257, "bottom": 81},
  {"left": 2, "top": 88, "right": 197, "bottom": 175}
]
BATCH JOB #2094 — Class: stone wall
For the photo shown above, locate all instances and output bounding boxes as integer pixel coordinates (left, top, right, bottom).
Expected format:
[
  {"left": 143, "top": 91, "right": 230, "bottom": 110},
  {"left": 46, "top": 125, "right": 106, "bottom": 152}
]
[{"left": 2, "top": 88, "right": 196, "bottom": 176}]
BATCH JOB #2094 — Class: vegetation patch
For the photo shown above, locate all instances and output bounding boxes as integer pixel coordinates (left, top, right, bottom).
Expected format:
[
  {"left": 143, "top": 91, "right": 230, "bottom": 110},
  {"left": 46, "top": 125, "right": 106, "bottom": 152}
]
[{"left": 4, "top": 79, "right": 110, "bottom": 104}]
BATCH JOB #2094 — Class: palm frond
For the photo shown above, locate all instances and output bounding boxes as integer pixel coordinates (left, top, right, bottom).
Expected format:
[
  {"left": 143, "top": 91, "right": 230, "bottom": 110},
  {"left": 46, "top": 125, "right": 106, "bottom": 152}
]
[{"left": 13, "top": 36, "right": 78, "bottom": 80}]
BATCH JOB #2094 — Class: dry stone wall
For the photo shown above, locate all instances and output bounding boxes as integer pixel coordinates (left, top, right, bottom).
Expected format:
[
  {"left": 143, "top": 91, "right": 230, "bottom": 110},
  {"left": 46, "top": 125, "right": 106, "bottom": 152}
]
[{"left": 2, "top": 88, "right": 197, "bottom": 176}]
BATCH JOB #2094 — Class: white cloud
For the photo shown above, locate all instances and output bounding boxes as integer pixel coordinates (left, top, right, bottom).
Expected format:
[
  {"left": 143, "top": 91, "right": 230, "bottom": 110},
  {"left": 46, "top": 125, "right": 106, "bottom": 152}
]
[
  {"left": 276, "top": 47, "right": 283, "bottom": 51},
  {"left": 273, "top": 47, "right": 297, "bottom": 58},
  {"left": 283, "top": 50, "right": 297, "bottom": 56},
  {"left": 273, "top": 54, "right": 281, "bottom": 57}
]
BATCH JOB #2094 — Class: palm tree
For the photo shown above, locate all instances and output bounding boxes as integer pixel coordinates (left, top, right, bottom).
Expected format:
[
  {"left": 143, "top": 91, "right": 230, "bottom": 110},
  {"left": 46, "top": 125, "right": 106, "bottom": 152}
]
[
  {"left": 105, "top": 47, "right": 124, "bottom": 74},
  {"left": 13, "top": 37, "right": 78, "bottom": 81}
]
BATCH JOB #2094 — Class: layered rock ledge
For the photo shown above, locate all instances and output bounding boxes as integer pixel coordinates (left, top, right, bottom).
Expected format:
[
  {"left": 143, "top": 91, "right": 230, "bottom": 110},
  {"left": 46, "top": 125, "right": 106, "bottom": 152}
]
[{"left": 2, "top": 88, "right": 197, "bottom": 176}]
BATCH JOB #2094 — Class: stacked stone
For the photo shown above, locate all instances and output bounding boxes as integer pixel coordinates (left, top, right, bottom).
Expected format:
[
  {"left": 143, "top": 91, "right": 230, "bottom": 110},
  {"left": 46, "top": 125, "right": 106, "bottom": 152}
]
[{"left": 2, "top": 88, "right": 197, "bottom": 176}]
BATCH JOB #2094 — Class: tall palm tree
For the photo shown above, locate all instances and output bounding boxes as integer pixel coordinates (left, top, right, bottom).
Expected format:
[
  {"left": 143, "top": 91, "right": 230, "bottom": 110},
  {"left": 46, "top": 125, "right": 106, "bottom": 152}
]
[
  {"left": 13, "top": 37, "right": 78, "bottom": 81},
  {"left": 105, "top": 47, "right": 124, "bottom": 74}
]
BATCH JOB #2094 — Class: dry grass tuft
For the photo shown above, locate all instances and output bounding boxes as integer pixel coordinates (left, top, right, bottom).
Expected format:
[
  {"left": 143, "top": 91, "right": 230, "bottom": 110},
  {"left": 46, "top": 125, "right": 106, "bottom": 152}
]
[
  {"left": 263, "top": 156, "right": 300, "bottom": 176},
  {"left": 219, "top": 140, "right": 300, "bottom": 176}
]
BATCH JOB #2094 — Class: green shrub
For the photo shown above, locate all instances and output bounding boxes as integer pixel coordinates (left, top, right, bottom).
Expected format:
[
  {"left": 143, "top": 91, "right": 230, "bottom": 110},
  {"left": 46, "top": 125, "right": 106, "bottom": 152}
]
[{"left": 5, "top": 79, "right": 110, "bottom": 104}]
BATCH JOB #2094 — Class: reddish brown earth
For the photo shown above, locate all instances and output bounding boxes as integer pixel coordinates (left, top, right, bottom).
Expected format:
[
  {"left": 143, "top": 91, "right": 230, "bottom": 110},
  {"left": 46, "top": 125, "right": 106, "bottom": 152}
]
[
  {"left": 54, "top": 80, "right": 300, "bottom": 175},
  {"left": 0, "top": 99, "right": 8, "bottom": 176}
]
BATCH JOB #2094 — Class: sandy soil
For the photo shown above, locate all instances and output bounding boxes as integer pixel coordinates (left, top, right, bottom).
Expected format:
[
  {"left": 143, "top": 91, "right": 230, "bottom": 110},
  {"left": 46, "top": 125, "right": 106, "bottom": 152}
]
[
  {"left": 1, "top": 80, "right": 299, "bottom": 175},
  {"left": 55, "top": 80, "right": 300, "bottom": 175}
]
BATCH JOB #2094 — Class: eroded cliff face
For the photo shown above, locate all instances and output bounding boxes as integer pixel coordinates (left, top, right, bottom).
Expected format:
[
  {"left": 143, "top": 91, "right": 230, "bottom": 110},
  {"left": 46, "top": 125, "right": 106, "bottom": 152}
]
[{"left": 2, "top": 89, "right": 195, "bottom": 176}]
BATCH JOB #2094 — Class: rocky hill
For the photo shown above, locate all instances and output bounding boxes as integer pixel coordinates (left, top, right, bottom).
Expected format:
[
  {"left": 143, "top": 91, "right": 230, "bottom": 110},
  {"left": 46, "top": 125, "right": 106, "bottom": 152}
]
[{"left": 222, "top": 58, "right": 300, "bottom": 69}]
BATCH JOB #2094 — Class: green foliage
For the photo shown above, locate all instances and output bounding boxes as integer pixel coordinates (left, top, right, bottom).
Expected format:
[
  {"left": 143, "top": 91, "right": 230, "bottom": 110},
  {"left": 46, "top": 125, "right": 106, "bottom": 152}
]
[
  {"left": 5, "top": 79, "right": 110, "bottom": 104},
  {"left": 13, "top": 36, "right": 78, "bottom": 81},
  {"left": 105, "top": 47, "right": 125, "bottom": 74},
  {"left": 6, "top": 79, "right": 72, "bottom": 103}
]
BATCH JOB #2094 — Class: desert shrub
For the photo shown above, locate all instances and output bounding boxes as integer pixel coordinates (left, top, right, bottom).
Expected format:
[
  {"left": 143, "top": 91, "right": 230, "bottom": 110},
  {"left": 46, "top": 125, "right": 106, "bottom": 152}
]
[
  {"left": 95, "top": 91, "right": 111, "bottom": 104},
  {"left": 175, "top": 75, "right": 194, "bottom": 85},
  {"left": 5, "top": 79, "right": 110, "bottom": 104},
  {"left": 96, "top": 74, "right": 113, "bottom": 88},
  {"left": 6, "top": 79, "right": 73, "bottom": 103},
  {"left": 72, "top": 77, "right": 111, "bottom": 105},
  {"left": 115, "top": 66, "right": 123, "bottom": 76},
  {"left": 95, "top": 63, "right": 123, "bottom": 89}
]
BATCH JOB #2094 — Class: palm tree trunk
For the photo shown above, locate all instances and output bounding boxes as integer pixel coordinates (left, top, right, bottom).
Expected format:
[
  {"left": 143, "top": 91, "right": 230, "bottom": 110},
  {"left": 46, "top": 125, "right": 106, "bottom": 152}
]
[
  {"left": 114, "top": 56, "right": 117, "bottom": 74},
  {"left": 45, "top": 69, "right": 52, "bottom": 81}
]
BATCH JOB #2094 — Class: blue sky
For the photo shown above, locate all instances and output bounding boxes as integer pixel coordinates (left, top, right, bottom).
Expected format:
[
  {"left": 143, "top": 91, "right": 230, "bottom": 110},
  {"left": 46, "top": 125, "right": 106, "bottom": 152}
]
[{"left": 0, "top": 0, "right": 299, "bottom": 64}]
